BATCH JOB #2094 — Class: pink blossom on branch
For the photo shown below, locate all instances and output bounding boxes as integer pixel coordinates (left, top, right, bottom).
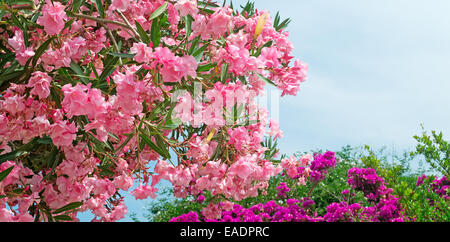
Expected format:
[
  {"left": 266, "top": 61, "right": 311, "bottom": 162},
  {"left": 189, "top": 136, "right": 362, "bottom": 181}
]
[
  {"left": 0, "top": 0, "right": 309, "bottom": 222},
  {"left": 36, "top": 1, "right": 68, "bottom": 36}
]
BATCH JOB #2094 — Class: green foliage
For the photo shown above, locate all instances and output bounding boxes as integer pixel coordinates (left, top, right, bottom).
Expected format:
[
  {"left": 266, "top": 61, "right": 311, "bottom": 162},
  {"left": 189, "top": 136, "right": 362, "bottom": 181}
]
[
  {"left": 358, "top": 145, "right": 412, "bottom": 192},
  {"left": 411, "top": 125, "right": 450, "bottom": 176},
  {"left": 397, "top": 176, "right": 450, "bottom": 222}
]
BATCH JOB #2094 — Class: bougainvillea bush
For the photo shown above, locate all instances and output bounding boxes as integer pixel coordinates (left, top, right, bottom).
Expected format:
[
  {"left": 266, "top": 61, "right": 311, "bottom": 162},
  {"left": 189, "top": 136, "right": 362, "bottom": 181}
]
[
  {"left": 0, "top": 0, "right": 309, "bottom": 222},
  {"left": 143, "top": 144, "right": 449, "bottom": 222}
]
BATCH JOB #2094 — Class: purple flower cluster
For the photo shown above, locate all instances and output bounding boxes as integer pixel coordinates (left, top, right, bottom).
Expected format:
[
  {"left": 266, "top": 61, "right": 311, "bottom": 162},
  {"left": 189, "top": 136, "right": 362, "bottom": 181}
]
[
  {"left": 417, "top": 175, "right": 449, "bottom": 200},
  {"left": 196, "top": 195, "right": 206, "bottom": 203},
  {"left": 276, "top": 182, "right": 290, "bottom": 198},
  {"left": 171, "top": 199, "right": 323, "bottom": 222},
  {"left": 323, "top": 202, "right": 363, "bottom": 222},
  {"left": 169, "top": 211, "right": 201, "bottom": 222},
  {"left": 309, "top": 151, "right": 337, "bottom": 182},
  {"left": 430, "top": 176, "right": 449, "bottom": 199},
  {"left": 347, "top": 167, "right": 392, "bottom": 202},
  {"left": 337, "top": 167, "right": 408, "bottom": 222},
  {"left": 323, "top": 197, "right": 406, "bottom": 222}
]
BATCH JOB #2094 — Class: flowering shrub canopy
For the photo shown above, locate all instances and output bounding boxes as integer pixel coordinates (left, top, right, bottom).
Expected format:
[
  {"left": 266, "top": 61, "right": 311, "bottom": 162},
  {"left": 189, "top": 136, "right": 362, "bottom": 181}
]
[
  {"left": 0, "top": 0, "right": 307, "bottom": 221},
  {"left": 170, "top": 156, "right": 412, "bottom": 222}
]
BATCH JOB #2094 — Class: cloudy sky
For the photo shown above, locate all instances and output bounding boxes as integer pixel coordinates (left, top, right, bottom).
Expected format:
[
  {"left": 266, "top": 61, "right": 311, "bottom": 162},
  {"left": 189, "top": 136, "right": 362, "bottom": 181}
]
[
  {"left": 83, "top": 0, "right": 450, "bottom": 221},
  {"left": 243, "top": 0, "right": 450, "bottom": 155}
]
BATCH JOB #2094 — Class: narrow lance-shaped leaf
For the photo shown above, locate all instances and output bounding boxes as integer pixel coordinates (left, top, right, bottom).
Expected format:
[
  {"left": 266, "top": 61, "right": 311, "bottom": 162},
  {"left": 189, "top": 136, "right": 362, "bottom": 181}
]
[
  {"left": 197, "top": 63, "right": 217, "bottom": 72},
  {"left": 221, "top": 63, "right": 229, "bottom": 83},
  {"left": 70, "top": 62, "right": 88, "bottom": 84},
  {"left": 150, "top": 17, "right": 161, "bottom": 47},
  {"left": 185, "top": 15, "right": 193, "bottom": 41},
  {"left": 0, "top": 166, "right": 14, "bottom": 183},
  {"left": 135, "top": 20, "right": 151, "bottom": 45},
  {"left": 54, "top": 215, "right": 73, "bottom": 221},
  {"left": 108, "top": 52, "right": 136, "bottom": 59},
  {"left": 31, "top": 37, "right": 55, "bottom": 67},
  {"left": 255, "top": 72, "right": 276, "bottom": 86},
  {"left": 94, "top": 0, "right": 105, "bottom": 18},
  {"left": 149, "top": 2, "right": 168, "bottom": 21},
  {"left": 52, "top": 201, "right": 84, "bottom": 214},
  {"left": 139, "top": 131, "right": 170, "bottom": 159}
]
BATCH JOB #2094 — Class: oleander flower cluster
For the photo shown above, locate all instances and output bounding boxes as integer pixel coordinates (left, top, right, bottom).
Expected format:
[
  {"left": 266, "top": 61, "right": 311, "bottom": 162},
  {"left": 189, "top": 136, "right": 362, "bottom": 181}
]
[{"left": 0, "top": 0, "right": 307, "bottom": 221}]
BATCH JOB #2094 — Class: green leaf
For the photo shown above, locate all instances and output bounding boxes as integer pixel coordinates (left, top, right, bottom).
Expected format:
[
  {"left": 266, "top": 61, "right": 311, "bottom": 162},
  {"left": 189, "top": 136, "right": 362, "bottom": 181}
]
[
  {"left": 0, "top": 166, "right": 14, "bottom": 183},
  {"left": 253, "top": 40, "right": 273, "bottom": 57},
  {"left": 114, "top": 133, "right": 134, "bottom": 154},
  {"left": 185, "top": 15, "right": 193, "bottom": 40},
  {"left": 275, "top": 17, "right": 291, "bottom": 31},
  {"left": 255, "top": 72, "right": 276, "bottom": 86},
  {"left": 0, "top": 70, "right": 25, "bottom": 87},
  {"left": 37, "top": 136, "right": 53, "bottom": 145},
  {"left": 31, "top": 37, "right": 55, "bottom": 67},
  {"left": 54, "top": 215, "right": 73, "bottom": 221},
  {"left": 52, "top": 201, "right": 83, "bottom": 214},
  {"left": 0, "top": 52, "right": 15, "bottom": 69},
  {"left": 43, "top": 209, "right": 54, "bottom": 222},
  {"left": 69, "top": 62, "right": 88, "bottom": 84},
  {"left": 149, "top": 2, "right": 168, "bottom": 21},
  {"left": 0, "top": 149, "right": 27, "bottom": 164},
  {"left": 73, "top": 0, "right": 85, "bottom": 12},
  {"left": 150, "top": 17, "right": 161, "bottom": 47},
  {"left": 57, "top": 68, "right": 74, "bottom": 82},
  {"left": 192, "top": 44, "right": 208, "bottom": 61},
  {"left": 198, "top": 1, "right": 220, "bottom": 8},
  {"left": 197, "top": 63, "right": 217, "bottom": 72},
  {"left": 94, "top": 0, "right": 105, "bottom": 18},
  {"left": 161, "top": 106, "right": 182, "bottom": 130},
  {"left": 188, "top": 36, "right": 200, "bottom": 54},
  {"left": 135, "top": 20, "right": 151, "bottom": 44},
  {"left": 99, "top": 56, "right": 119, "bottom": 82},
  {"left": 108, "top": 52, "right": 136, "bottom": 59},
  {"left": 10, "top": 11, "right": 23, "bottom": 29},
  {"left": 44, "top": 146, "right": 59, "bottom": 171},
  {"left": 139, "top": 132, "right": 170, "bottom": 159},
  {"left": 221, "top": 63, "right": 229, "bottom": 82}
]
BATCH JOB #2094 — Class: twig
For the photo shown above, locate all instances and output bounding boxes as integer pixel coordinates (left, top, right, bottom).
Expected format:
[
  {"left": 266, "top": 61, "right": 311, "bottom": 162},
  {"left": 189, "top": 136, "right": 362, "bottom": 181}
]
[
  {"left": 71, "top": 13, "right": 131, "bottom": 30},
  {"left": 115, "top": 10, "right": 141, "bottom": 42},
  {"left": 99, "top": 22, "right": 123, "bottom": 65}
]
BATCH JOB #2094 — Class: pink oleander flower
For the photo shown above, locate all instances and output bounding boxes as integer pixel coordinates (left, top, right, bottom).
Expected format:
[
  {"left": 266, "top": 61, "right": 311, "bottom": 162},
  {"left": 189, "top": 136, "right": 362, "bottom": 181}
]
[
  {"left": 8, "top": 30, "right": 34, "bottom": 65},
  {"left": 108, "top": 203, "right": 128, "bottom": 221},
  {"left": 174, "top": 0, "right": 198, "bottom": 17},
  {"left": 112, "top": 174, "right": 134, "bottom": 191},
  {"left": 37, "top": 1, "right": 68, "bottom": 36},
  {"left": 27, "top": 72, "right": 51, "bottom": 99},
  {"left": 132, "top": 184, "right": 158, "bottom": 200},
  {"left": 110, "top": 0, "right": 130, "bottom": 11},
  {"left": 161, "top": 55, "right": 198, "bottom": 83},
  {"left": 130, "top": 42, "right": 153, "bottom": 63},
  {"left": 268, "top": 120, "right": 283, "bottom": 139},
  {"left": 2, "top": 95, "right": 26, "bottom": 115},
  {"left": 49, "top": 120, "right": 77, "bottom": 147},
  {"left": 61, "top": 83, "right": 89, "bottom": 118},
  {"left": 30, "top": 115, "right": 51, "bottom": 137},
  {"left": 207, "top": 7, "right": 234, "bottom": 37}
]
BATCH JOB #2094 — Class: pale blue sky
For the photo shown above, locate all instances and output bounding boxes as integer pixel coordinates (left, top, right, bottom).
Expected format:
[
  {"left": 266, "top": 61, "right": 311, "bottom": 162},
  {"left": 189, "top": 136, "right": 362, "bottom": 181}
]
[
  {"left": 82, "top": 0, "right": 450, "bottom": 221},
  {"left": 242, "top": 0, "right": 450, "bottom": 155}
]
